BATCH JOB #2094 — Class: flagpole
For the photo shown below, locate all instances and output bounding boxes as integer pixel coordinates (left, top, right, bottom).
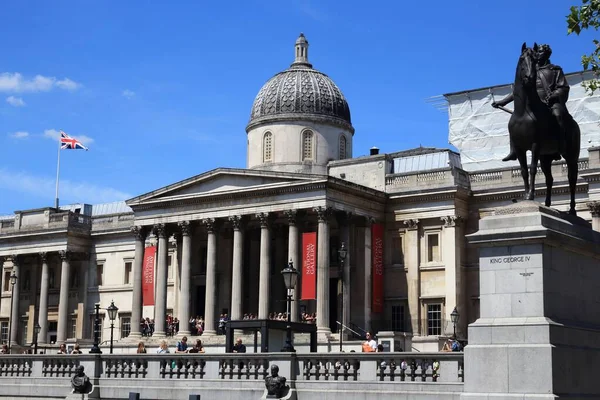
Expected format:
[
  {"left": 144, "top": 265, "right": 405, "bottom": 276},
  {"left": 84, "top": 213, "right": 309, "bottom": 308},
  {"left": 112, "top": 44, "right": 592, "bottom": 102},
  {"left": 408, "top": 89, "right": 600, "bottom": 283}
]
[{"left": 54, "top": 131, "right": 61, "bottom": 209}]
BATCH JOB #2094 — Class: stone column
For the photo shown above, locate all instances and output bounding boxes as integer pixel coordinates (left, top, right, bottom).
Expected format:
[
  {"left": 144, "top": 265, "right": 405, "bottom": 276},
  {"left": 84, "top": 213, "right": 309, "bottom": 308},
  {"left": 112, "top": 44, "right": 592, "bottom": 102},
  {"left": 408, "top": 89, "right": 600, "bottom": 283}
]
[
  {"left": 38, "top": 252, "right": 50, "bottom": 345},
  {"left": 285, "top": 210, "right": 300, "bottom": 322},
  {"left": 441, "top": 216, "right": 464, "bottom": 337},
  {"left": 9, "top": 255, "right": 21, "bottom": 346},
  {"left": 177, "top": 221, "right": 193, "bottom": 337},
  {"left": 257, "top": 212, "right": 272, "bottom": 320},
  {"left": 588, "top": 201, "right": 600, "bottom": 232},
  {"left": 56, "top": 250, "right": 71, "bottom": 344},
  {"left": 315, "top": 206, "right": 331, "bottom": 335},
  {"left": 363, "top": 218, "right": 373, "bottom": 333},
  {"left": 153, "top": 224, "right": 169, "bottom": 338},
  {"left": 404, "top": 219, "right": 420, "bottom": 335},
  {"left": 229, "top": 216, "right": 244, "bottom": 321},
  {"left": 129, "top": 226, "right": 147, "bottom": 339},
  {"left": 203, "top": 218, "right": 218, "bottom": 335}
]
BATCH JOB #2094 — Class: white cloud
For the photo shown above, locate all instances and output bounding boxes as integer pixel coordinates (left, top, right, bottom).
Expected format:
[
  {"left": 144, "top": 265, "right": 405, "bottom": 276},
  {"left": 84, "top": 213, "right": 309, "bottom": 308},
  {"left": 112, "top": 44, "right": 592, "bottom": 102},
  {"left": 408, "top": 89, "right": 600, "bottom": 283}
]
[
  {"left": 0, "top": 72, "right": 81, "bottom": 93},
  {"left": 43, "top": 128, "right": 94, "bottom": 145},
  {"left": 6, "top": 96, "right": 25, "bottom": 107},
  {"left": 9, "top": 131, "right": 29, "bottom": 139},
  {"left": 122, "top": 89, "right": 135, "bottom": 99},
  {"left": 0, "top": 168, "right": 133, "bottom": 204},
  {"left": 56, "top": 78, "right": 81, "bottom": 91}
]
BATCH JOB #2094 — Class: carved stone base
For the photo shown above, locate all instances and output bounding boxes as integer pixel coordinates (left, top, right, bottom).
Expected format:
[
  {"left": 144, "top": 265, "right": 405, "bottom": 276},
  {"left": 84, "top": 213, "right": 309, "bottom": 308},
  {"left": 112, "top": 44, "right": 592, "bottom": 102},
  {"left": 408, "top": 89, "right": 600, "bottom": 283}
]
[{"left": 261, "top": 387, "right": 296, "bottom": 400}]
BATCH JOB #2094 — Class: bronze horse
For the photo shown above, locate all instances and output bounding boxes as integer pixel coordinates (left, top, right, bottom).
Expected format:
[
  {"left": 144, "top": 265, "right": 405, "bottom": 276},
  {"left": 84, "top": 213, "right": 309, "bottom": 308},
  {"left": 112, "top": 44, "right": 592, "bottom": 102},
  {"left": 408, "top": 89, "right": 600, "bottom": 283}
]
[{"left": 502, "top": 43, "right": 581, "bottom": 214}]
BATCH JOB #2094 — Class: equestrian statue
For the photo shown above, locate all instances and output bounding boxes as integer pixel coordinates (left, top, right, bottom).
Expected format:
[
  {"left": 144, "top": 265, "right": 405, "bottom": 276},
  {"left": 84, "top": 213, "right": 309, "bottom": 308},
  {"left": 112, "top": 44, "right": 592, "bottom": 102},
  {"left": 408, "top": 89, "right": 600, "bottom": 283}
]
[{"left": 492, "top": 43, "right": 581, "bottom": 215}]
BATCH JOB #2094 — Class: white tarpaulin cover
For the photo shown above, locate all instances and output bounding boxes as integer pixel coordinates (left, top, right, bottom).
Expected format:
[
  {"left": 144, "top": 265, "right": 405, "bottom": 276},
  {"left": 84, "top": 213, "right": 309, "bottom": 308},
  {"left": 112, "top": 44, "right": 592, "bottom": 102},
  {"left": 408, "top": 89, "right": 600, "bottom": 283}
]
[{"left": 446, "top": 71, "right": 600, "bottom": 171}]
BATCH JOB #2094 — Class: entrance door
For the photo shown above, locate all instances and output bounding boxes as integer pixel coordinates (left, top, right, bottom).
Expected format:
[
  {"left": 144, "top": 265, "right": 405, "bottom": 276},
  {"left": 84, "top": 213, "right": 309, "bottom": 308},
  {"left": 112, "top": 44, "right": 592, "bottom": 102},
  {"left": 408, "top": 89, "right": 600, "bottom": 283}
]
[
  {"left": 48, "top": 321, "right": 57, "bottom": 344},
  {"left": 196, "top": 285, "right": 206, "bottom": 318},
  {"left": 329, "top": 279, "right": 339, "bottom": 333}
]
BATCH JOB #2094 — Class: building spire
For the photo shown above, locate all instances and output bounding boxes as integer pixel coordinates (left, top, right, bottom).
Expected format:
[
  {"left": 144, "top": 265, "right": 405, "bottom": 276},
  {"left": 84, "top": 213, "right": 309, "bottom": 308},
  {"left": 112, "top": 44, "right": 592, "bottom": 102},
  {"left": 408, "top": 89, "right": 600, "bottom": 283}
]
[{"left": 291, "top": 33, "right": 312, "bottom": 68}]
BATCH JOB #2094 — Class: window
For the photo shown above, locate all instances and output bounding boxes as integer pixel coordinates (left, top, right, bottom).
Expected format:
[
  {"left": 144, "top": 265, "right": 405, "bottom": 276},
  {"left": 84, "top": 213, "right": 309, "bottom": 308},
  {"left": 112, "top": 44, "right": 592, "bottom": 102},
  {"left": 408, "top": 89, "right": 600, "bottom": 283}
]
[
  {"left": 392, "top": 235, "right": 404, "bottom": 265},
  {"left": 0, "top": 321, "right": 8, "bottom": 344},
  {"left": 427, "top": 303, "right": 442, "bottom": 336},
  {"left": 3, "top": 271, "right": 10, "bottom": 292},
  {"left": 168, "top": 254, "right": 173, "bottom": 279},
  {"left": 121, "top": 317, "right": 131, "bottom": 339},
  {"left": 302, "top": 130, "right": 314, "bottom": 161},
  {"left": 49, "top": 267, "right": 55, "bottom": 289},
  {"left": 70, "top": 269, "right": 79, "bottom": 289},
  {"left": 71, "top": 318, "right": 77, "bottom": 339},
  {"left": 263, "top": 132, "right": 273, "bottom": 162},
  {"left": 391, "top": 305, "right": 405, "bottom": 332},
  {"left": 124, "top": 261, "right": 133, "bottom": 285},
  {"left": 22, "top": 269, "right": 31, "bottom": 292},
  {"left": 96, "top": 264, "right": 104, "bottom": 286},
  {"left": 427, "top": 233, "right": 440, "bottom": 263},
  {"left": 339, "top": 135, "right": 347, "bottom": 160}
]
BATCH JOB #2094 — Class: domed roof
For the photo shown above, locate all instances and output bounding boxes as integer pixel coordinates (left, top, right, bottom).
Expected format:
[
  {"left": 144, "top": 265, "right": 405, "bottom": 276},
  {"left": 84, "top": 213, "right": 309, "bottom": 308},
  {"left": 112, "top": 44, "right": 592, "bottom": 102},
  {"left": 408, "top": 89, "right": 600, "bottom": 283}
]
[{"left": 247, "top": 34, "right": 353, "bottom": 132}]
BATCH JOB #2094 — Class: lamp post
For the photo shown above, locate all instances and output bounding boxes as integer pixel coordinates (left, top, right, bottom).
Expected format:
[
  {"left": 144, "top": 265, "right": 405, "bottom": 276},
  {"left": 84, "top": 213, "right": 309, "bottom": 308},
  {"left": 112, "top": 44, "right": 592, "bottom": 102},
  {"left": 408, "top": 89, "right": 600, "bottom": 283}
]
[
  {"left": 281, "top": 260, "right": 298, "bottom": 352},
  {"left": 107, "top": 300, "right": 118, "bottom": 354},
  {"left": 90, "top": 303, "right": 102, "bottom": 354},
  {"left": 450, "top": 307, "right": 460, "bottom": 338},
  {"left": 34, "top": 323, "right": 41, "bottom": 354},
  {"left": 8, "top": 271, "right": 17, "bottom": 354},
  {"left": 338, "top": 242, "right": 347, "bottom": 352}
]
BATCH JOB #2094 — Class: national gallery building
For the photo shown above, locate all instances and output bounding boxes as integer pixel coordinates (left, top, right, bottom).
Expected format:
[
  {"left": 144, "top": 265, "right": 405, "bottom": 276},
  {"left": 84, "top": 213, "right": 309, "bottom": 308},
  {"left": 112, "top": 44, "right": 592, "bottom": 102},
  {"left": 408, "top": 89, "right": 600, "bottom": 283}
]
[{"left": 1, "top": 35, "right": 599, "bottom": 352}]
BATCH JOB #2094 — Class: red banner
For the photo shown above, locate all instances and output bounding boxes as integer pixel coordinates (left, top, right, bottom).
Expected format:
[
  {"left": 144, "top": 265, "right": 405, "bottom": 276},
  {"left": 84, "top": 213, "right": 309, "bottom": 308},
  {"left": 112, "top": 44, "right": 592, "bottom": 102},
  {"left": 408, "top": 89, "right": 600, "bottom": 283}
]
[
  {"left": 372, "top": 224, "right": 384, "bottom": 313},
  {"left": 301, "top": 232, "right": 317, "bottom": 300},
  {"left": 142, "top": 246, "right": 156, "bottom": 306}
]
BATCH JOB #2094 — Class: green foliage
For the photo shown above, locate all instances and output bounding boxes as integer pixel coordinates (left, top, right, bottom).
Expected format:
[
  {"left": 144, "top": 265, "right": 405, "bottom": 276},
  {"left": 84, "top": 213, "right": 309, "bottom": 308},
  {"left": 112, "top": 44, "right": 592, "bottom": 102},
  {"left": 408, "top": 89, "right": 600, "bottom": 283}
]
[{"left": 568, "top": 0, "right": 600, "bottom": 93}]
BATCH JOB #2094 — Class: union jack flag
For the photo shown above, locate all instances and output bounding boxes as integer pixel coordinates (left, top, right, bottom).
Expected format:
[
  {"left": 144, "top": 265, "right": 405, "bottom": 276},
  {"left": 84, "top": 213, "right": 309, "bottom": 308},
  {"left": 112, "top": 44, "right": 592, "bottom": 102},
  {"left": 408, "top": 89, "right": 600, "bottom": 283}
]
[{"left": 60, "top": 130, "right": 88, "bottom": 150}]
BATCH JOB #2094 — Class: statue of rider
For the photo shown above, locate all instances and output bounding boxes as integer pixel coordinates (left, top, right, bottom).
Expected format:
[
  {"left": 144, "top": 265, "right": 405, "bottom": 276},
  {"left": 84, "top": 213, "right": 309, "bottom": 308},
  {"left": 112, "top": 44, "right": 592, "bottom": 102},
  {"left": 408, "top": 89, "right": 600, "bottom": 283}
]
[{"left": 492, "top": 43, "right": 570, "bottom": 161}]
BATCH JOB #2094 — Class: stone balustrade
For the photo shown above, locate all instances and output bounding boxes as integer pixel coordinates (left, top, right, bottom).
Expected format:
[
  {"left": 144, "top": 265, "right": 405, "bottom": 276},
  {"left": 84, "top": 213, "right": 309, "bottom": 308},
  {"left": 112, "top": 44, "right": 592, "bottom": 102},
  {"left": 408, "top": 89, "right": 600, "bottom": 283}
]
[
  {"left": 385, "top": 167, "right": 471, "bottom": 192},
  {"left": 0, "top": 210, "right": 92, "bottom": 235},
  {"left": 0, "top": 353, "right": 464, "bottom": 399}
]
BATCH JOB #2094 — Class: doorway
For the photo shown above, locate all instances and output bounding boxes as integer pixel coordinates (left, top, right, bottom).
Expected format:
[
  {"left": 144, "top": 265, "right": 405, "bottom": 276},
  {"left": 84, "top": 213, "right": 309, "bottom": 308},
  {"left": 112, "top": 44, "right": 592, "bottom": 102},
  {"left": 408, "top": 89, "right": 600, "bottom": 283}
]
[
  {"left": 329, "top": 279, "right": 339, "bottom": 332},
  {"left": 195, "top": 285, "right": 206, "bottom": 318}
]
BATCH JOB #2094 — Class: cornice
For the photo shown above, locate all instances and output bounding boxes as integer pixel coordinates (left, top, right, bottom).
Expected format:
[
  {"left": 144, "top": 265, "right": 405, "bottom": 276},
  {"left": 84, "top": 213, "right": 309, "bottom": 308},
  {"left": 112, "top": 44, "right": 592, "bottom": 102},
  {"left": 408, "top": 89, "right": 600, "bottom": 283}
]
[
  {"left": 246, "top": 113, "right": 355, "bottom": 134},
  {"left": 387, "top": 187, "right": 470, "bottom": 204},
  {"left": 472, "top": 182, "right": 588, "bottom": 203}
]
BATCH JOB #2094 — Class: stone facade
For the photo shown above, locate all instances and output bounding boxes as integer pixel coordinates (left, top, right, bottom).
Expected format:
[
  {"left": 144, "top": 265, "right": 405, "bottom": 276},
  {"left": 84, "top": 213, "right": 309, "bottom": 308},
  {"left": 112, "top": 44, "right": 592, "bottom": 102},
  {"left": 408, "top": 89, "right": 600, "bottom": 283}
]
[{"left": 1, "top": 35, "right": 600, "bottom": 353}]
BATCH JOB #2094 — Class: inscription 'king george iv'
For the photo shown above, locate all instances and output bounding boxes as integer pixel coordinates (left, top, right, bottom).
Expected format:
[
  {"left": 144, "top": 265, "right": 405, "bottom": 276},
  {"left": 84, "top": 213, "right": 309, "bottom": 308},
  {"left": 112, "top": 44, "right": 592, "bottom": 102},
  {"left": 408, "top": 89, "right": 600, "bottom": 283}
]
[{"left": 489, "top": 256, "right": 531, "bottom": 264}]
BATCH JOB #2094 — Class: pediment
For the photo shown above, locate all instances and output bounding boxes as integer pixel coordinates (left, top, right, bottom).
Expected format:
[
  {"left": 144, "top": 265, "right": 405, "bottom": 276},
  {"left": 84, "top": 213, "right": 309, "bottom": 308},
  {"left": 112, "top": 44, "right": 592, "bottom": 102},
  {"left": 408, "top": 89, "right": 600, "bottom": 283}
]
[{"left": 127, "top": 168, "right": 320, "bottom": 205}]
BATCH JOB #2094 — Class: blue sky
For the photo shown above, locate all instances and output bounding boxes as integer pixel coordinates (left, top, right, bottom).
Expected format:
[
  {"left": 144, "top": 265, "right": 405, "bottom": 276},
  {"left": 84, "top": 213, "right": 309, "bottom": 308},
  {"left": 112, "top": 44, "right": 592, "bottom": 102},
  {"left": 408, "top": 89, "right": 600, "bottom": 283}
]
[{"left": 0, "top": 0, "right": 594, "bottom": 214}]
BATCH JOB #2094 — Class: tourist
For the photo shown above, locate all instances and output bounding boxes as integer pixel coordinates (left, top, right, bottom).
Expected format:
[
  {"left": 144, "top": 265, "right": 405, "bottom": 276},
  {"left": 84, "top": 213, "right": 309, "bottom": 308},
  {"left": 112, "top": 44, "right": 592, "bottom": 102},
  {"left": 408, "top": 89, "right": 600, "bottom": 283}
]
[
  {"left": 188, "top": 339, "right": 205, "bottom": 354},
  {"left": 175, "top": 336, "right": 189, "bottom": 353},
  {"left": 137, "top": 342, "right": 147, "bottom": 354},
  {"left": 57, "top": 343, "right": 68, "bottom": 354},
  {"left": 232, "top": 338, "right": 246, "bottom": 353},
  {"left": 1, "top": 344, "right": 8, "bottom": 354},
  {"left": 156, "top": 340, "right": 170, "bottom": 354},
  {"left": 71, "top": 344, "right": 82, "bottom": 354},
  {"left": 361, "top": 332, "right": 377, "bottom": 352}
]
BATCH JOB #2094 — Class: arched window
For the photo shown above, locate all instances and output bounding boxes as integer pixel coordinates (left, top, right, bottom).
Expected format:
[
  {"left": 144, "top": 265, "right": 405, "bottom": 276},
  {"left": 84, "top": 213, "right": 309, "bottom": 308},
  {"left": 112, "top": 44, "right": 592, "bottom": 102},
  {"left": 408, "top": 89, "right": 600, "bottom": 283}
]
[
  {"left": 339, "top": 135, "right": 347, "bottom": 160},
  {"left": 302, "top": 130, "right": 313, "bottom": 161},
  {"left": 263, "top": 131, "right": 273, "bottom": 162}
]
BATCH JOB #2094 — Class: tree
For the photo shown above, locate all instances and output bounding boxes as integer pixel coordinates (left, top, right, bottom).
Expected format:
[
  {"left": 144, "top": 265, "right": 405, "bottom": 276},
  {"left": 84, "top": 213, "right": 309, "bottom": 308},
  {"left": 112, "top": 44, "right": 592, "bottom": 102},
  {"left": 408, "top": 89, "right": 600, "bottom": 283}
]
[{"left": 568, "top": 0, "right": 600, "bottom": 93}]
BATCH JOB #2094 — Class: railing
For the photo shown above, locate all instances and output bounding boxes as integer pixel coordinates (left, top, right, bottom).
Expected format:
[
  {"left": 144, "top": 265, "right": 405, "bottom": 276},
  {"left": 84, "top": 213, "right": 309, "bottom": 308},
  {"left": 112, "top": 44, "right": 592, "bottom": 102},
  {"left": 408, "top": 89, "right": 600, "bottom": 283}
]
[{"left": 0, "top": 211, "right": 92, "bottom": 235}]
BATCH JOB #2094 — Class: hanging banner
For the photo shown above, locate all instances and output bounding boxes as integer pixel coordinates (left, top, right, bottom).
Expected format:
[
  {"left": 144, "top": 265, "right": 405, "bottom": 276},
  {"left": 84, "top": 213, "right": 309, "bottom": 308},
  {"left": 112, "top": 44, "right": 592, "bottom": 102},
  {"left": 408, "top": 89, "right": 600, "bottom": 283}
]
[
  {"left": 301, "top": 232, "right": 317, "bottom": 300},
  {"left": 372, "top": 223, "right": 384, "bottom": 313},
  {"left": 142, "top": 246, "right": 156, "bottom": 306}
]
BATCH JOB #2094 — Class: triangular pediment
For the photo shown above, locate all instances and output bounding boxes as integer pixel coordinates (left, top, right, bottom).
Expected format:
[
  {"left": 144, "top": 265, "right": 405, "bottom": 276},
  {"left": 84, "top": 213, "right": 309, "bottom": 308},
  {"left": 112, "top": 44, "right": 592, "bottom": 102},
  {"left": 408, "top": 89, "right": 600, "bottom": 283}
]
[{"left": 127, "top": 168, "right": 322, "bottom": 206}]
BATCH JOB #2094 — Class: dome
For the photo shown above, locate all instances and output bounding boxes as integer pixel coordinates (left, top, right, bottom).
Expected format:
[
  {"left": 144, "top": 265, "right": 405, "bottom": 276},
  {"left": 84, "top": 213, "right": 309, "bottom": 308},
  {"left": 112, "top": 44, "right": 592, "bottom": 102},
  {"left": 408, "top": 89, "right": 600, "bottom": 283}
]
[{"left": 247, "top": 34, "right": 353, "bottom": 133}]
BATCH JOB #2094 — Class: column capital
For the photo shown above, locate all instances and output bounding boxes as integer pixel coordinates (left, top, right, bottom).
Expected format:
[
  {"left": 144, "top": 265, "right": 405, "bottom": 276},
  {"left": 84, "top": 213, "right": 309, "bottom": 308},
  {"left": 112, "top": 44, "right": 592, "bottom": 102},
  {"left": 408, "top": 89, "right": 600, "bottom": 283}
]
[
  {"left": 9, "top": 254, "right": 20, "bottom": 266},
  {"left": 131, "top": 225, "right": 148, "bottom": 241},
  {"left": 39, "top": 252, "right": 48, "bottom": 263},
  {"left": 58, "top": 250, "right": 71, "bottom": 261},
  {"left": 314, "top": 206, "right": 333, "bottom": 223},
  {"left": 178, "top": 220, "right": 193, "bottom": 236},
  {"left": 202, "top": 218, "right": 218, "bottom": 233},
  {"left": 588, "top": 201, "right": 600, "bottom": 217},
  {"left": 441, "top": 215, "right": 463, "bottom": 227},
  {"left": 284, "top": 210, "right": 298, "bottom": 226},
  {"left": 403, "top": 219, "right": 419, "bottom": 230},
  {"left": 256, "top": 212, "right": 272, "bottom": 228},
  {"left": 153, "top": 223, "right": 170, "bottom": 238},
  {"left": 229, "top": 215, "right": 245, "bottom": 231}
]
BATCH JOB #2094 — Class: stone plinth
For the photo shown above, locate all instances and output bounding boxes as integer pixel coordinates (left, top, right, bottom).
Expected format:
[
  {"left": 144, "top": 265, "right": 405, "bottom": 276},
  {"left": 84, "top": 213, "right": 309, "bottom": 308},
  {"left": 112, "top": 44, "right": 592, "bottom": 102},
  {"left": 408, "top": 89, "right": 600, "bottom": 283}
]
[{"left": 462, "top": 201, "right": 600, "bottom": 400}]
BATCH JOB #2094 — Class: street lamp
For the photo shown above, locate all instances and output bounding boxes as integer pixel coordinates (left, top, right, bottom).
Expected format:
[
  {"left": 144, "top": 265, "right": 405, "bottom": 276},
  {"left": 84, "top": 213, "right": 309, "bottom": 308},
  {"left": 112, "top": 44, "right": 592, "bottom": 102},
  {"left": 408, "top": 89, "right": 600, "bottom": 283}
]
[
  {"left": 280, "top": 260, "right": 298, "bottom": 352},
  {"left": 90, "top": 303, "right": 102, "bottom": 354},
  {"left": 338, "top": 242, "right": 347, "bottom": 352},
  {"left": 8, "top": 271, "right": 17, "bottom": 354},
  {"left": 34, "top": 323, "right": 41, "bottom": 354},
  {"left": 450, "top": 307, "right": 460, "bottom": 338},
  {"left": 107, "top": 300, "right": 118, "bottom": 354}
]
